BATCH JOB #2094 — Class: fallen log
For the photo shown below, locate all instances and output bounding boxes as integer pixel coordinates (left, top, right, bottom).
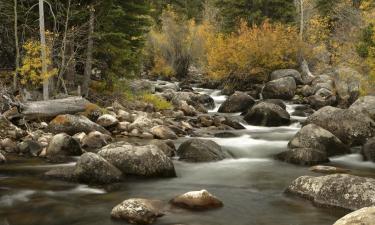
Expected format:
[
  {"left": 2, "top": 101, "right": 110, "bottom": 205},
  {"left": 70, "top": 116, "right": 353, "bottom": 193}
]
[{"left": 6, "top": 97, "right": 92, "bottom": 121}]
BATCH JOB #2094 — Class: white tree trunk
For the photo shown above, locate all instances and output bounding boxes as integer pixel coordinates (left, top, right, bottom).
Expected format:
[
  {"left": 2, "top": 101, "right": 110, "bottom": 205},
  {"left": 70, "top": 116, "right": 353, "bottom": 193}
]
[
  {"left": 39, "top": 0, "right": 49, "bottom": 100},
  {"left": 82, "top": 6, "right": 95, "bottom": 97},
  {"left": 299, "top": 0, "right": 304, "bottom": 41}
]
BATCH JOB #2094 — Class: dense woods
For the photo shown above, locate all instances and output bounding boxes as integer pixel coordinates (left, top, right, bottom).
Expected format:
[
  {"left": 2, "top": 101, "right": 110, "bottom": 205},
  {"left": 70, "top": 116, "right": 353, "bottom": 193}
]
[{"left": 1, "top": 1, "right": 375, "bottom": 225}]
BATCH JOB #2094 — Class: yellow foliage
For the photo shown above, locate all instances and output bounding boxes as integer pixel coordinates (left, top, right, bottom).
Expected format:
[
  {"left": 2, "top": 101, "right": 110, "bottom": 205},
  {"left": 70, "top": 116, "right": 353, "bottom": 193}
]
[
  {"left": 18, "top": 40, "right": 57, "bottom": 85},
  {"left": 141, "top": 93, "right": 172, "bottom": 111},
  {"left": 205, "top": 20, "right": 303, "bottom": 81}
]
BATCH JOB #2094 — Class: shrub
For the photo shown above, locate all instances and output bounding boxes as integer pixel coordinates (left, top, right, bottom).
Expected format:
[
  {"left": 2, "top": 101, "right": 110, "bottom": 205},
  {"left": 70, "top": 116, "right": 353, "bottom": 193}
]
[
  {"left": 205, "top": 20, "right": 304, "bottom": 83},
  {"left": 141, "top": 93, "right": 172, "bottom": 110}
]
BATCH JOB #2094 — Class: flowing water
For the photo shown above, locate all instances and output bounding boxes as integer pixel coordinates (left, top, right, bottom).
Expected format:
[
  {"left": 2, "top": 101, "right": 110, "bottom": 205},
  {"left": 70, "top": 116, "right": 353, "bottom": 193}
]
[{"left": 1, "top": 88, "right": 375, "bottom": 225}]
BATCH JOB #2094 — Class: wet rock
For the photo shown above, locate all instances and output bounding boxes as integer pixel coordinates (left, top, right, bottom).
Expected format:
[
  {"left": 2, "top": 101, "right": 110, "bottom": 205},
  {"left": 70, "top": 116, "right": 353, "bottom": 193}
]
[
  {"left": 171, "top": 190, "right": 223, "bottom": 210},
  {"left": 218, "top": 92, "right": 255, "bottom": 113},
  {"left": 96, "top": 114, "right": 119, "bottom": 128},
  {"left": 333, "top": 206, "right": 375, "bottom": 225},
  {"left": 46, "top": 133, "right": 82, "bottom": 162},
  {"left": 362, "top": 137, "right": 375, "bottom": 162},
  {"left": 111, "top": 198, "right": 164, "bottom": 225},
  {"left": 82, "top": 131, "right": 112, "bottom": 151},
  {"left": 0, "top": 152, "right": 6, "bottom": 163},
  {"left": 350, "top": 96, "right": 375, "bottom": 121},
  {"left": 214, "top": 132, "right": 239, "bottom": 138},
  {"left": 270, "top": 69, "right": 303, "bottom": 84},
  {"left": 18, "top": 140, "right": 43, "bottom": 156},
  {"left": 244, "top": 102, "right": 290, "bottom": 127},
  {"left": 74, "top": 152, "right": 122, "bottom": 184},
  {"left": 309, "top": 165, "right": 350, "bottom": 174},
  {"left": 150, "top": 125, "right": 178, "bottom": 140},
  {"left": 285, "top": 174, "right": 375, "bottom": 210},
  {"left": 288, "top": 124, "right": 350, "bottom": 157},
  {"left": 177, "top": 139, "right": 227, "bottom": 162},
  {"left": 263, "top": 77, "right": 297, "bottom": 100},
  {"left": 1, "top": 138, "right": 18, "bottom": 153},
  {"left": 98, "top": 142, "right": 176, "bottom": 177},
  {"left": 193, "top": 94, "right": 215, "bottom": 110},
  {"left": 306, "top": 106, "right": 375, "bottom": 146},
  {"left": 150, "top": 140, "right": 176, "bottom": 157},
  {"left": 275, "top": 148, "right": 329, "bottom": 166},
  {"left": 48, "top": 114, "right": 109, "bottom": 136},
  {"left": 222, "top": 117, "right": 245, "bottom": 130}
]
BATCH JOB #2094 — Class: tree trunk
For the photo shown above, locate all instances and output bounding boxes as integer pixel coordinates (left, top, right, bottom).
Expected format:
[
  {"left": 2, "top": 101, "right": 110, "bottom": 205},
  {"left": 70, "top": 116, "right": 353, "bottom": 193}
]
[
  {"left": 299, "top": 0, "right": 304, "bottom": 41},
  {"left": 39, "top": 0, "right": 49, "bottom": 100},
  {"left": 82, "top": 6, "right": 95, "bottom": 98},
  {"left": 5, "top": 97, "right": 91, "bottom": 121},
  {"left": 14, "top": 0, "right": 19, "bottom": 90}
]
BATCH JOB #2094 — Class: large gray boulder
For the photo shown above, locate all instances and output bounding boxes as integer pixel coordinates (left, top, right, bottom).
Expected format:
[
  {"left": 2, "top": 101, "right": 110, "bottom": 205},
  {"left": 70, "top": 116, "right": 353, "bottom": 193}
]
[
  {"left": 263, "top": 77, "right": 297, "bottom": 100},
  {"left": 306, "top": 106, "right": 375, "bottom": 146},
  {"left": 74, "top": 152, "right": 122, "bottom": 184},
  {"left": 286, "top": 174, "right": 375, "bottom": 211},
  {"left": 47, "top": 114, "right": 109, "bottom": 136},
  {"left": 275, "top": 148, "right": 329, "bottom": 166},
  {"left": 288, "top": 124, "right": 350, "bottom": 157},
  {"left": 350, "top": 96, "right": 375, "bottom": 121},
  {"left": 362, "top": 137, "right": 375, "bottom": 162},
  {"left": 98, "top": 142, "right": 176, "bottom": 177},
  {"left": 270, "top": 69, "right": 303, "bottom": 84},
  {"left": 111, "top": 198, "right": 164, "bottom": 225},
  {"left": 333, "top": 207, "right": 375, "bottom": 225},
  {"left": 177, "top": 139, "right": 227, "bottom": 162},
  {"left": 244, "top": 102, "right": 290, "bottom": 127},
  {"left": 218, "top": 92, "right": 255, "bottom": 113},
  {"left": 46, "top": 133, "right": 82, "bottom": 162}
]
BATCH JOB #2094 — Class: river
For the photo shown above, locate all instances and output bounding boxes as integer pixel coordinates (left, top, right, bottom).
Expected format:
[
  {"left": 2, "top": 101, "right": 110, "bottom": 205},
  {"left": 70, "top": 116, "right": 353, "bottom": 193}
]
[{"left": 1, "top": 88, "right": 374, "bottom": 225}]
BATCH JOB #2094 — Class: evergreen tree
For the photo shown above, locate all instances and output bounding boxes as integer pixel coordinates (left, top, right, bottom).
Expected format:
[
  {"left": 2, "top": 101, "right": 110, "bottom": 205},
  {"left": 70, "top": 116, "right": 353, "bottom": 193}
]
[{"left": 214, "top": 0, "right": 296, "bottom": 32}]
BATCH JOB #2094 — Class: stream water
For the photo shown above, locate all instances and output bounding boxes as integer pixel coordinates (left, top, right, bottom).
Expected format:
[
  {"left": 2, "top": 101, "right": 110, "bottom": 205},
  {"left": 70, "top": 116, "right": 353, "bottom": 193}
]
[{"left": 1, "top": 88, "right": 375, "bottom": 225}]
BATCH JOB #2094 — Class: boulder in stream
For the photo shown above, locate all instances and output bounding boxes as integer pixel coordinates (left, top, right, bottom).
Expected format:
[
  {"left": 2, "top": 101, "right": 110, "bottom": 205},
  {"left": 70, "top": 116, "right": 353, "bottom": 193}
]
[
  {"left": 111, "top": 198, "right": 164, "bottom": 225},
  {"left": 74, "top": 152, "right": 122, "bottom": 184},
  {"left": 98, "top": 142, "right": 176, "bottom": 177},
  {"left": 171, "top": 190, "right": 223, "bottom": 210},
  {"left": 288, "top": 124, "right": 350, "bottom": 157},
  {"left": 263, "top": 77, "right": 297, "bottom": 100},
  {"left": 218, "top": 92, "right": 255, "bottom": 113},
  {"left": 275, "top": 148, "right": 329, "bottom": 166},
  {"left": 333, "top": 206, "right": 375, "bottom": 225},
  {"left": 362, "top": 137, "right": 375, "bottom": 162},
  {"left": 244, "top": 102, "right": 290, "bottom": 127},
  {"left": 46, "top": 133, "right": 82, "bottom": 162},
  {"left": 286, "top": 174, "right": 375, "bottom": 210},
  {"left": 177, "top": 139, "right": 228, "bottom": 162},
  {"left": 306, "top": 106, "right": 375, "bottom": 146}
]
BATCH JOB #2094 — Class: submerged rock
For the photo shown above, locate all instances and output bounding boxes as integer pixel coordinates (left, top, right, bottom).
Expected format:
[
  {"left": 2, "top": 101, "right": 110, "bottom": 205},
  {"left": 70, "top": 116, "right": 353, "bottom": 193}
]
[
  {"left": 309, "top": 165, "right": 350, "bottom": 174},
  {"left": 171, "top": 190, "right": 223, "bottom": 210},
  {"left": 218, "top": 92, "right": 255, "bottom": 113},
  {"left": 48, "top": 114, "right": 109, "bottom": 136},
  {"left": 263, "top": 77, "right": 297, "bottom": 100},
  {"left": 177, "top": 139, "right": 227, "bottom": 162},
  {"left": 286, "top": 174, "right": 375, "bottom": 210},
  {"left": 46, "top": 133, "right": 82, "bottom": 162},
  {"left": 98, "top": 142, "right": 176, "bottom": 177},
  {"left": 306, "top": 106, "right": 375, "bottom": 146},
  {"left": 275, "top": 148, "right": 329, "bottom": 166},
  {"left": 288, "top": 124, "right": 350, "bottom": 157},
  {"left": 244, "top": 102, "right": 290, "bottom": 127},
  {"left": 333, "top": 207, "right": 375, "bottom": 225},
  {"left": 74, "top": 152, "right": 122, "bottom": 184},
  {"left": 111, "top": 198, "right": 164, "bottom": 225}
]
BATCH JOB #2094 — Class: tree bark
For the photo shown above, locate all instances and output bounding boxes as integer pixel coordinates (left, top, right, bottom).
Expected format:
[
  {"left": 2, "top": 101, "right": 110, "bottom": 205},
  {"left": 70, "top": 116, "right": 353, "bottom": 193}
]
[
  {"left": 14, "top": 0, "right": 20, "bottom": 90},
  {"left": 6, "top": 97, "right": 91, "bottom": 120},
  {"left": 39, "top": 0, "right": 49, "bottom": 100},
  {"left": 82, "top": 6, "right": 95, "bottom": 98}
]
